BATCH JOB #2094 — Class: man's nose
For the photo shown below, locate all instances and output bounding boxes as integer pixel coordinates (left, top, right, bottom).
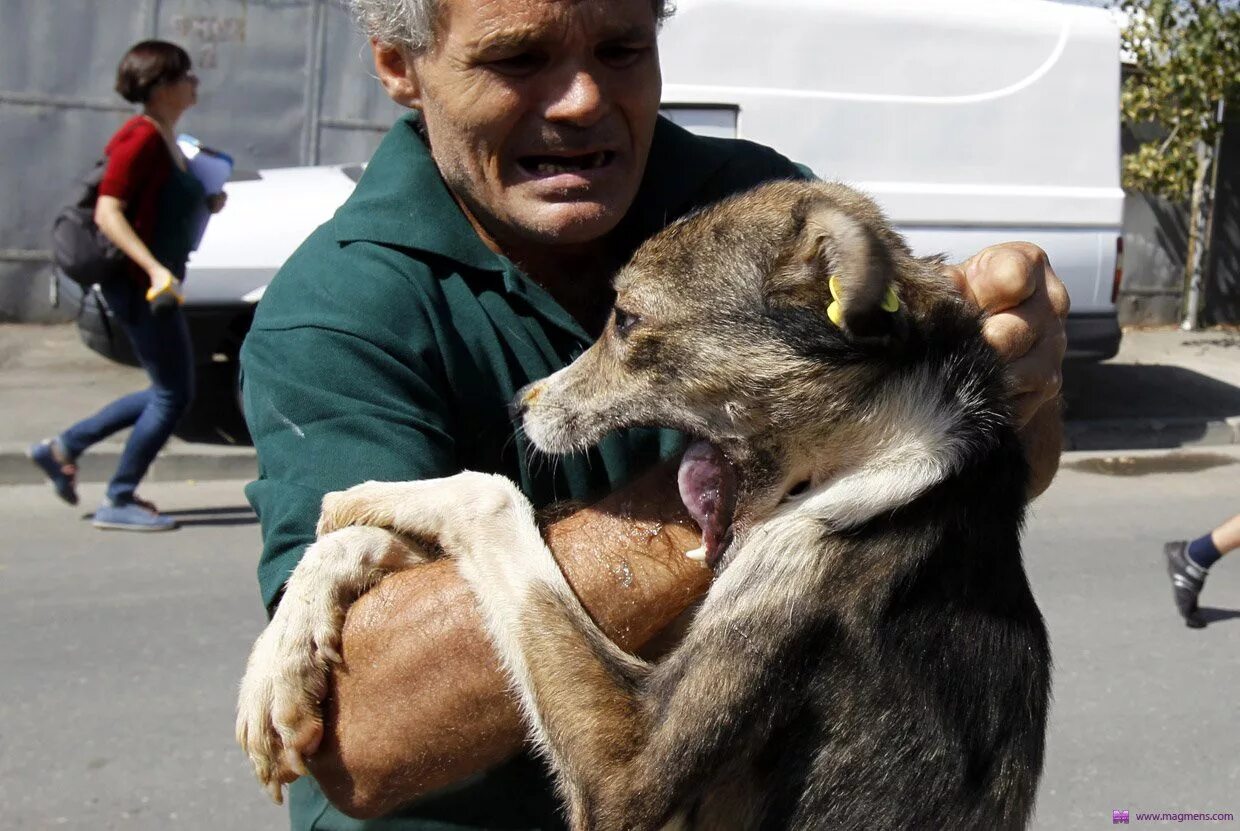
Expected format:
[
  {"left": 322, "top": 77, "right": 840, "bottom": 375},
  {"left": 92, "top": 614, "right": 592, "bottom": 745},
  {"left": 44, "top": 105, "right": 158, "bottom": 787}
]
[{"left": 544, "top": 70, "right": 606, "bottom": 127}]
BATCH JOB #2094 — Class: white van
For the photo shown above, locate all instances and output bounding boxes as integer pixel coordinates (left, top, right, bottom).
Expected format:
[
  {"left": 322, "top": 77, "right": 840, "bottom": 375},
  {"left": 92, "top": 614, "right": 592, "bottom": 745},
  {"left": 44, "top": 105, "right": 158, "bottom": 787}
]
[
  {"left": 659, "top": 0, "right": 1124, "bottom": 361},
  {"left": 79, "top": 0, "right": 1123, "bottom": 441}
]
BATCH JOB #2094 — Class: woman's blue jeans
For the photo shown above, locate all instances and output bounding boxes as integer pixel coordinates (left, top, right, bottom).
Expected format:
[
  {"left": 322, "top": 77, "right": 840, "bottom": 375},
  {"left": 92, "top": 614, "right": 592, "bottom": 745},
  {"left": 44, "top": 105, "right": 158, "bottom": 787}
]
[{"left": 60, "top": 280, "right": 195, "bottom": 505}]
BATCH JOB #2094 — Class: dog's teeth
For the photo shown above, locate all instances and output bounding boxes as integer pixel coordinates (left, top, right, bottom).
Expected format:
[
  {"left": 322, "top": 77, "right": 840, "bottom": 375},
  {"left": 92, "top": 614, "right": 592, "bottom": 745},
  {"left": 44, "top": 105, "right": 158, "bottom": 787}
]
[{"left": 684, "top": 546, "right": 707, "bottom": 561}]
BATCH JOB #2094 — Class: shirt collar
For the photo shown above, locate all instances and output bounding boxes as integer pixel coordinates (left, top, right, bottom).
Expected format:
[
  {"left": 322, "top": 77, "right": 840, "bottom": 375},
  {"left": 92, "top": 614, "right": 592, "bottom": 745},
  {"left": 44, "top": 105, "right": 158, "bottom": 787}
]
[
  {"left": 333, "top": 113, "right": 503, "bottom": 271},
  {"left": 332, "top": 112, "right": 738, "bottom": 273}
]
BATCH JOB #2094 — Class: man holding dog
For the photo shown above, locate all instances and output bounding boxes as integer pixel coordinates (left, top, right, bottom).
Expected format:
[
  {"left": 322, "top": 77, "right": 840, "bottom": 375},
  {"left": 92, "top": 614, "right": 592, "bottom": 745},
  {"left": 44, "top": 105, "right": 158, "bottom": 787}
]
[{"left": 240, "top": 0, "right": 1070, "bottom": 827}]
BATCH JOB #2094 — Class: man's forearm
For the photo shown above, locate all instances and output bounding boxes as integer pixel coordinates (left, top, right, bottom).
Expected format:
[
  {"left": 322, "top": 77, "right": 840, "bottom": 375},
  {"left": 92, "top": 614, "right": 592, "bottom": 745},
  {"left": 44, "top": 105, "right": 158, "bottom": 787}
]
[
  {"left": 307, "top": 463, "right": 706, "bottom": 818},
  {"left": 1022, "top": 397, "right": 1063, "bottom": 499}
]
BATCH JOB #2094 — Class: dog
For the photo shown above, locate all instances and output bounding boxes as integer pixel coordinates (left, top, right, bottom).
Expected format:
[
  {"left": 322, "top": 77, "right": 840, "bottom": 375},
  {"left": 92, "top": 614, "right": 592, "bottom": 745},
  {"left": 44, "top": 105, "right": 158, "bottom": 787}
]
[{"left": 237, "top": 180, "right": 1051, "bottom": 830}]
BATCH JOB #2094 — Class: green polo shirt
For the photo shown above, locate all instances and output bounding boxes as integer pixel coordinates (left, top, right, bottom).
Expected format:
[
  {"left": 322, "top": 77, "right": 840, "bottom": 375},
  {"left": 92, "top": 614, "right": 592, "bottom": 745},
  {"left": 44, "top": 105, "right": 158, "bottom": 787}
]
[{"left": 241, "top": 112, "right": 805, "bottom": 830}]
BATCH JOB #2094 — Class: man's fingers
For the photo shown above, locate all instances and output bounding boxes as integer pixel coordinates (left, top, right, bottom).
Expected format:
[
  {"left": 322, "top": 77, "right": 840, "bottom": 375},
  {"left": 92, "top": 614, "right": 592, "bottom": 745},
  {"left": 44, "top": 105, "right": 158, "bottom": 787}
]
[
  {"left": 980, "top": 311, "right": 1040, "bottom": 365},
  {"left": 1003, "top": 323, "right": 1066, "bottom": 394},
  {"left": 1044, "top": 263, "right": 1071, "bottom": 320},
  {"left": 949, "top": 241, "right": 1069, "bottom": 425},
  {"left": 1003, "top": 334, "right": 1066, "bottom": 426},
  {"left": 951, "top": 242, "right": 1050, "bottom": 314}
]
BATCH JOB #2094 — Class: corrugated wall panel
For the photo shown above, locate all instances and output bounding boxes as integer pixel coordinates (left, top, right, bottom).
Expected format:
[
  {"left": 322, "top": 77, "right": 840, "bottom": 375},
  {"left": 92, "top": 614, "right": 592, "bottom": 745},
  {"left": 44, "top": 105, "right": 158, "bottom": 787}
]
[{"left": 0, "top": 0, "right": 403, "bottom": 321}]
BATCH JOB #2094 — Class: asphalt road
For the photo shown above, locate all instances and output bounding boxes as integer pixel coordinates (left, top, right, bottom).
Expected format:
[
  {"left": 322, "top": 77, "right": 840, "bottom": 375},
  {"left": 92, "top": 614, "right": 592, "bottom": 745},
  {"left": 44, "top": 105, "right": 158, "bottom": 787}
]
[
  {"left": 0, "top": 480, "right": 281, "bottom": 831},
  {"left": 1, "top": 450, "right": 1238, "bottom": 830}
]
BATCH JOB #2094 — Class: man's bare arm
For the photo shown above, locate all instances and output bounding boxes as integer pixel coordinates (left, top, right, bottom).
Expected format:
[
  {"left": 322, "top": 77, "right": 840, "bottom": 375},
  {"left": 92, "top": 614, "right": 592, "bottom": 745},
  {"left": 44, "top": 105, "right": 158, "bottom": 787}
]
[{"left": 307, "top": 463, "right": 705, "bottom": 819}]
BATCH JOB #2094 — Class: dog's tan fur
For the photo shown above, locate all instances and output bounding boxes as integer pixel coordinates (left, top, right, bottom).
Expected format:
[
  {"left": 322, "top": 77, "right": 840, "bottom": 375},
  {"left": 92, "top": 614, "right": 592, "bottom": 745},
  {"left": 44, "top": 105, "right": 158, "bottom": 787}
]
[{"left": 238, "top": 181, "right": 1049, "bottom": 829}]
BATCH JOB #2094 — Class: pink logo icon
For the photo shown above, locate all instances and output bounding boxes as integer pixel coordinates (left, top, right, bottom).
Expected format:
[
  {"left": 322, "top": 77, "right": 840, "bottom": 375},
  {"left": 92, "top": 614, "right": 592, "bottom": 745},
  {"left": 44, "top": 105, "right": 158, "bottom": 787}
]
[{"left": 1113, "top": 810, "right": 1130, "bottom": 824}]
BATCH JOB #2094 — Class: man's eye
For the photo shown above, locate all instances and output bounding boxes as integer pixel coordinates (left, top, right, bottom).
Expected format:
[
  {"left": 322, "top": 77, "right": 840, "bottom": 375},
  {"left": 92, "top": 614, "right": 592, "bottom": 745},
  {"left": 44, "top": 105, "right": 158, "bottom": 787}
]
[
  {"left": 487, "top": 53, "right": 546, "bottom": 76},
  {"left": 597, "top": 44, "right": 648, "bottom": 68},
  {"left": 613, "top": 307, "right": 641, "bottom": 337}
]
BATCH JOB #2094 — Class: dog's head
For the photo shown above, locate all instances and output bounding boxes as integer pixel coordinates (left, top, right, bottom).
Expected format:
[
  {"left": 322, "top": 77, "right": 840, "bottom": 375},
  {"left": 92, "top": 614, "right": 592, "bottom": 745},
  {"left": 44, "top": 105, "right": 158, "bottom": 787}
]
[{"left": 518, "top": 180, "right": 958, "bottom": 569}]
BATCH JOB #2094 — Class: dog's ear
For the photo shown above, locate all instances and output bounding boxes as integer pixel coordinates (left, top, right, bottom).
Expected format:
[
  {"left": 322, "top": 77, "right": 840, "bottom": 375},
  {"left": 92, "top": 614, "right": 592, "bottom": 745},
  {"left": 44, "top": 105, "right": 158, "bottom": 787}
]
[{"left": 769, "top": 203, "right": 904, "bottom": 342}]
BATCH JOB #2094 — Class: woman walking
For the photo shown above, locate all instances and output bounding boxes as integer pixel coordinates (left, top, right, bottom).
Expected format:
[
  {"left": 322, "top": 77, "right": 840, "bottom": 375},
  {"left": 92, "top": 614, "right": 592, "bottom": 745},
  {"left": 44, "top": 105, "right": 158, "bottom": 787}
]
[{"left": 30, "top": 40, "right": 225, "bottom": 531}]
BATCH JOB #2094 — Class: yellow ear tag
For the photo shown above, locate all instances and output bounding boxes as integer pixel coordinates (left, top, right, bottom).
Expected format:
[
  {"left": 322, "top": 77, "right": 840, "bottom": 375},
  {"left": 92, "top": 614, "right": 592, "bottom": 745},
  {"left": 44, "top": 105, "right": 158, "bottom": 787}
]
[
  {"left": 881, "top": 286, "right": 901, "bottom": 313},
  {"left": 828, "top": 273, "right": 843, "bottom": 302},
  {"left": 826, "top": 274, "right": 845, "bottom": 326}
]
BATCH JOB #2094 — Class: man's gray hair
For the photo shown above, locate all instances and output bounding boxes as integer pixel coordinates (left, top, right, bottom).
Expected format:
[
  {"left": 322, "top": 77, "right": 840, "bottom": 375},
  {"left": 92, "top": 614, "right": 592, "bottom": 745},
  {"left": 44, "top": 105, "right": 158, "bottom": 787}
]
[{"left": 349, "top": 0, "right": 674, "bottom": 54}]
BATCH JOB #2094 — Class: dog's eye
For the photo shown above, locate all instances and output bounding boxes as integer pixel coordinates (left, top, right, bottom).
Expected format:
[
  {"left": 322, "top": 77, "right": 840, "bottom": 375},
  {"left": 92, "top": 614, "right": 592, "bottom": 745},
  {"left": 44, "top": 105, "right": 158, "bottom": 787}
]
[{"left": 613, "top": 307, "right": 641, "bottom": 337}]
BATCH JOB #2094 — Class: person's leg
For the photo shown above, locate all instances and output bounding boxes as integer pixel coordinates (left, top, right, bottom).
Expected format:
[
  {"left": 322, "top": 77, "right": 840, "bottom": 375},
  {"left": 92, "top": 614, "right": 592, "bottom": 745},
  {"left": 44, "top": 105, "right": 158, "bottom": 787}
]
[
  {"left": 31, "top": 283, "right": 150, "bottom": 506},
  {"left": 1205, "top": 513, "right": 1240, "bottom": 558},
  {"left": 58, "top": 390, "right": 152, "bottom": 457},
  {"left": 94, "top": 295, "right": 195, "bottom": 529},
  {"left": 1165, "top": 512, "right": 1240, "bottom": 629}
]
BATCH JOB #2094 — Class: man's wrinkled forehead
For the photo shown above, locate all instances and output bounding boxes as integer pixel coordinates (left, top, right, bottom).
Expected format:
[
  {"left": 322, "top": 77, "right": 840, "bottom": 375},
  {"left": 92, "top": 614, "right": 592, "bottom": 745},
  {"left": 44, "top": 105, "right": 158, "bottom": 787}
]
[{"left": 434, "top": 0, "right": 659, "bottom": 50}]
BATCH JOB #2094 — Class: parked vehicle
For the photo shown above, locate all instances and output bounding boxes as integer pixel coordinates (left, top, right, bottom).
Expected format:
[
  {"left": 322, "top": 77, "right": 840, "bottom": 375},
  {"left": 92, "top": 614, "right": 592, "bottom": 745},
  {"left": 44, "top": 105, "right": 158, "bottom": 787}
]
[
  {"left": 72, "top": 164, "right": 360, "bottom": 443},
  {"left": 77, "top": 0, "right": 1124, "bottom": 443},
  {"left": 659, "top": 0, "right": 1124, "bottom": 361}
]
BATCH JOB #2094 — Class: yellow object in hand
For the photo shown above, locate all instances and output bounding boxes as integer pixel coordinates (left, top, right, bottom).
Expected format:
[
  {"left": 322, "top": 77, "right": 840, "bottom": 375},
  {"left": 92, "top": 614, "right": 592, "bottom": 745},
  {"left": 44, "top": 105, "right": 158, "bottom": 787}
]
[{"left": 146, "top": 277, "right": 184, "bottom": 314}]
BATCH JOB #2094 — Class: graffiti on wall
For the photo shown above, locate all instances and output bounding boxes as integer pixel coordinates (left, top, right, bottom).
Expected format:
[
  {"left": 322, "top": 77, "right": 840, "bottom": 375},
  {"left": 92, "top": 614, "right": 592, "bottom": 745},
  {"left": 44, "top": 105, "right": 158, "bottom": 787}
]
[{"left": 170, "top": 15, "right": 247, "bottom": 69}]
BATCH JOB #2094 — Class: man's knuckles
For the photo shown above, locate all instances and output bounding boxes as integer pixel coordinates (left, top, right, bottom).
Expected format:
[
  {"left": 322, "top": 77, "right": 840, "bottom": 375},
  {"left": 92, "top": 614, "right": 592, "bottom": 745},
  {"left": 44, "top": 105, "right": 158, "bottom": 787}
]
[
  {"left": 967, "top": 243, "right": 1047, "bottom": 312},
  {"left": 981, "top": 312, "right": 1040, "bottom": 361},
  {"left": 1045, "top": 268, "right": 1071, "bottom": 319}
]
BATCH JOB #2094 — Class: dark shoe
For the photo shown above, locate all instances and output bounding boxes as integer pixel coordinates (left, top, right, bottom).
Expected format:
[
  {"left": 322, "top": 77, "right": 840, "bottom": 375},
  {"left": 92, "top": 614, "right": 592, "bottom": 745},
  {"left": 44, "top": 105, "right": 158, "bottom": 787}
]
[
  {"left": 1165, "top": 540, "right": 1207, "bottom": 629},
  {"left": 93, "top": 499, "right": 178, "bottom": 532},
  {"left": 28, "top": 439, "right": 78, "bottom": 505}
]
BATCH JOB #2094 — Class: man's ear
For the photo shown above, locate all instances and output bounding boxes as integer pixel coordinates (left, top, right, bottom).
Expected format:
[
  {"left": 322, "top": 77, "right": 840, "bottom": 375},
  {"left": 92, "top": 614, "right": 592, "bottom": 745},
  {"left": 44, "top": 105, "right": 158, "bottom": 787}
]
[
  {"left": 371, "top": 39, "right": 422, "bottom": 108},
  {"left": 769, "top": 203, "right": 903, "bottom": 342}
]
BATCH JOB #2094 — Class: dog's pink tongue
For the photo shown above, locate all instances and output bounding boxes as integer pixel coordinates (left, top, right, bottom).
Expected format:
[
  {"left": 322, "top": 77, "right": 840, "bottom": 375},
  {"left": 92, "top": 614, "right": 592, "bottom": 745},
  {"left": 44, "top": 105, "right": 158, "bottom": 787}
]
[{"left": 677, "top": 440, "right": 738, "bottom": 569}]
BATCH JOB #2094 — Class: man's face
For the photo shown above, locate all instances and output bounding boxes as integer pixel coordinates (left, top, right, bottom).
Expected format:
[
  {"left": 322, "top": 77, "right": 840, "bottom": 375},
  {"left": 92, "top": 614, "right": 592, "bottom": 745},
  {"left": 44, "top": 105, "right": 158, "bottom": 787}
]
[{"left": 410, "top": 0, "right": 662, "bottom": 248}]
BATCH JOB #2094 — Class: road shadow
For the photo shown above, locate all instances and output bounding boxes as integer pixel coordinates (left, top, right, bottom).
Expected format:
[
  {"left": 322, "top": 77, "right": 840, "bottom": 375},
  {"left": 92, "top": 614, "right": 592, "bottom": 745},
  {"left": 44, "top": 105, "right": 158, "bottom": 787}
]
[
  {"left": 169, "top": 505, "right": 257, "bottom": 528},
  {"left": 1195, "top": 607, "right": 1240, "bottom": 626},
  {"left": 74, "top": 504, "right": 258, "bottom": 527},
  {"left": 1063, "top": 363, "right": 1240, "bottom": 422},
  {"left": 168, "top": 506, "right": 253, "bottom": 517},
  {"left": 1062, "top": 362, "right": 1240, "bottom": 450}
]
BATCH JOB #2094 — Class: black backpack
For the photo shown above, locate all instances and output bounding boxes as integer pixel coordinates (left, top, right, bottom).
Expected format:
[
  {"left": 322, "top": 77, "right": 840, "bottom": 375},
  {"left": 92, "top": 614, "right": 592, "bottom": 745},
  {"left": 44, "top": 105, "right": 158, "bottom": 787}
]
[{"left": 50, "top": 159, "right": 126, "bottom": 288}]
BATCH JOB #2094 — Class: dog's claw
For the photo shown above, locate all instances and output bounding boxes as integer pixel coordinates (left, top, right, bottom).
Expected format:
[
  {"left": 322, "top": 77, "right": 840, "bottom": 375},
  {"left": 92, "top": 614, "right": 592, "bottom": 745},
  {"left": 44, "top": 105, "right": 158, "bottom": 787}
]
[{"left": 236, "top": 591, "right": 339, "bottom": 801}]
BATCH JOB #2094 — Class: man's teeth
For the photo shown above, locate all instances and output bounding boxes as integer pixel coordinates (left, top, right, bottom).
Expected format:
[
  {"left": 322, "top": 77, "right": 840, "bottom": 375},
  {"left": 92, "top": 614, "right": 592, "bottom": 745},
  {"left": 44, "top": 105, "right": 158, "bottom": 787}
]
[{"left": 533, "top": 152, "right": 606, "bottom": 175}]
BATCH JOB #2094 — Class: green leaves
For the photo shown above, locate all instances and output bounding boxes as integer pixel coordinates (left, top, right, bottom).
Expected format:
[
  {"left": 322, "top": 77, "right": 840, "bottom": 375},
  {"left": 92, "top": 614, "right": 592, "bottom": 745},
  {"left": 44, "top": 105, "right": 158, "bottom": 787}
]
[{"left": 1117, "top": 0, "right": 1240, "bottom": 198}]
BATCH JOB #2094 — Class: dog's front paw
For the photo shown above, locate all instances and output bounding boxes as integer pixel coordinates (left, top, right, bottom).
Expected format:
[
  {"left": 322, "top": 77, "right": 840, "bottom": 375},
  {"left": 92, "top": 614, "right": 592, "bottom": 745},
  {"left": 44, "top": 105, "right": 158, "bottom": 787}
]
[
  {"left": 235, "top": 593, "right": 342, "bottom": 803},
  {"left": 316, "top": 474, "right": 531, "bottom": 553},
  {"left": 316, "top": 480, "right": 403, "bottom": 537}
]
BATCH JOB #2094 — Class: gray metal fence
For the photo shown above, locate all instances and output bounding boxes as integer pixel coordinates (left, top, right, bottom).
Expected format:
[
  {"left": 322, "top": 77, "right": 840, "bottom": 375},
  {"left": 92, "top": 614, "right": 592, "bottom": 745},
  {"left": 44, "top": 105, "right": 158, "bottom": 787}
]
[
  {"left": 0, "top": 0, "right": 403, "bottom": 321},
  {"left": 1117, "top": 111, "right": 1239, "bottom": 328}
]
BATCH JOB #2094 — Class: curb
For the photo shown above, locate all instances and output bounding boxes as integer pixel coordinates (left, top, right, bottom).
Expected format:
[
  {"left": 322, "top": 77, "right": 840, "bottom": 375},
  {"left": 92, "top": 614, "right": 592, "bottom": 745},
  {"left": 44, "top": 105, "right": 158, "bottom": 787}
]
[
  {"left": 0, "top": 442, "right": 256, "bottom": 485},
  {"left": 1063, "top": 416, "right": 1240, "bottom": 452},
  {"left": 4, "top": 418, "right": 1238, "bottom": 484}
]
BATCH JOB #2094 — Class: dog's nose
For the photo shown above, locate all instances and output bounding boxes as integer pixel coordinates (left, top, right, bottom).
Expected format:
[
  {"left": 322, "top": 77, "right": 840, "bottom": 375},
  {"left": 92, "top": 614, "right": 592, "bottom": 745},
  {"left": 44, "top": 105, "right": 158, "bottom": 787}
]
[{"left": 509, "top": 383, "right": 542, "bottom": 420}]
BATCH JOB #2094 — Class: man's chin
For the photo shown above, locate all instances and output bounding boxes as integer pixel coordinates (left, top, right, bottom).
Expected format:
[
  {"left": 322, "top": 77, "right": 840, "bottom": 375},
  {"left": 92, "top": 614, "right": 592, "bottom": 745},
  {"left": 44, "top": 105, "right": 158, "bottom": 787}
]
[{"left": 510, "top": 201, "right": 627, "bottom": 246}]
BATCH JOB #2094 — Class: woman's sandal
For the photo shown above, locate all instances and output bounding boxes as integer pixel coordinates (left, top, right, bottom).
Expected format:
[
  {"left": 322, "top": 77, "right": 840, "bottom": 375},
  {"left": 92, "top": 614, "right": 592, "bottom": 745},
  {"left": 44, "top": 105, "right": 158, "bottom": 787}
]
[{"left": 28, "top": 438, "right": 79, "bottom": 506}]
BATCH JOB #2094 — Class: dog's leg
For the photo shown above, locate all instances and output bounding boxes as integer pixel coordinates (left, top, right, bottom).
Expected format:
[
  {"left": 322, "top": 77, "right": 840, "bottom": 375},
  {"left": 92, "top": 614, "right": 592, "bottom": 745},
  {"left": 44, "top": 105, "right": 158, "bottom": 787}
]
[
  {"left": 322, "top": 475, "right": 791, "bottom": 830},
  {"left": 466, "top": 550, "right": 797, "bottom": 831},
  {"left": 236, "top": 523, "right": 432, "bottom": 803},
  {"left": 316, "top": 474, "right": 667, "bottom": 826}
]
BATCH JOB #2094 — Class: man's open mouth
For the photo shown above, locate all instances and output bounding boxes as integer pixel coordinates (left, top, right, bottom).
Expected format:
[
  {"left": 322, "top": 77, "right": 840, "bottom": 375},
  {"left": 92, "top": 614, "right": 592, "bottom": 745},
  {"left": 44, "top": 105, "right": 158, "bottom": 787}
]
[
  {"left": 518, "top": 150, "right": 615, "bottom": 177},
  {"left": 677, "top": 440, "right": 738, "bottom": 569}
]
